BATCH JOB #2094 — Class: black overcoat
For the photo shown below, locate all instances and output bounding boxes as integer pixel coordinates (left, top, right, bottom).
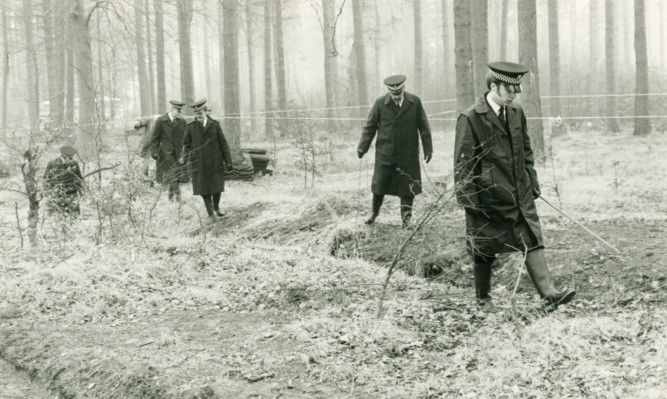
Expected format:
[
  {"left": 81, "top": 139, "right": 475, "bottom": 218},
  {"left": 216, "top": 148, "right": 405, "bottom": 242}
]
[
  {"left": 183, "top": 117, "right": 232, "bottom": 196},
  {"left": 357, "top": 92, "right": 433, "bottom": 198},
  {"left": 454, "top": 94, "right": 543, "bottom": 257},
  {"left": 150, "top": 113, "right": 189, "bottom": 184}
]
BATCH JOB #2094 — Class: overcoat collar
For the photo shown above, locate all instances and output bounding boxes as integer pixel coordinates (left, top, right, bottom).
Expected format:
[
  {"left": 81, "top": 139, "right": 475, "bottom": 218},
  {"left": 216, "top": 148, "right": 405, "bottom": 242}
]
[
  {"left": 474, "top": 92, "right": 519, "bottom": 134},
  {"left": 383, "top": 91, "right": 416, "bottom": 118}
]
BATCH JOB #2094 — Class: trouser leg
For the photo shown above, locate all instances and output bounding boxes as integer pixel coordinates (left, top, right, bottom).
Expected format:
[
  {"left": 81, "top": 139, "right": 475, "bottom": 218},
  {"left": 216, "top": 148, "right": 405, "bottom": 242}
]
[
  {"left": 472, "top": 253, "right": 500, "bottom": 312},
  {"left": 168, "top": 182, "right": 180, "bottom": 201},
  {"left": 212, "top": 192, "right": 224, "bottom": 216},
  {"left": 365, "top": 194, "right": 384, "bottom": 225},
  {"left": 400, "top": 197, "right": 414, "bottom": 227},
  {"left": 201, "top": 195, "right": 214, "bottom": 217}
]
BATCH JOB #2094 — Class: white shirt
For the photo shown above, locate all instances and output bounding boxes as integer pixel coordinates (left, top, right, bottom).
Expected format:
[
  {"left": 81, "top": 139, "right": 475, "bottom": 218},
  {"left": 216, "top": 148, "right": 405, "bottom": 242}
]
[
  {"left": 486, "top": 93, "right": 503, "bottom": 119},
  {"left": 201, "top": 116, "right": 207, "bottom": 127},
  {"left": 486, "top": 93, "right": 507, "bottom": 120}
]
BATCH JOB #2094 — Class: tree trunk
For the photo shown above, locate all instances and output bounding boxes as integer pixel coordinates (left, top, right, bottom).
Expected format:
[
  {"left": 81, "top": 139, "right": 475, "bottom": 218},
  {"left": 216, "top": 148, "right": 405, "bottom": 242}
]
[
  {"left": 413, "top": 0, "right": 423, "bottom": 95},
  {"left": 145, "top": 0, "right": 156, "bottom": 114},
  {"left": 178, "top": 0, "right": 195, "bottom": 114},
  {"left": 23, "top": 0, "right": 40, "bottom": 129},
  {"left": 42, "top": 0, "right": 58, "bottom": 124},
  {"left": 70, "top": 0, "right": 98, "bottom": 161},
  {"left": 500, "top": 0, "right": 508, "bottom": 60},
  {"left": 604, "top": 0, "right": 620, "bottom": 132},
  {"left": 352, "top": 0, "right": 368, "bottom": 111},
  {"left": 660, "top": 0, "right": 665, "bottom": 70},
  {"left": 218, "top": 0, "right": 224, "bottom": 111},
  {"left": 453, "top": 0, "right": 475, "bottom": 111},
  {"left": 470, "top": 0, "right": 488, "bottom": 96},
  {"left": 589, "top": 0, "right": 599, "bottom": 119},
  {"left": 263, "top": 0, "right": 273, "bottom": 139},
  {"left": 96, "top": 15, "right": 105, "bottom": 122},
  {"left": 65, "top": 17, "right": 75, "bottom": 126},
  {"left": 135, "top": 0, "right": 150, "bottom": 117},
  {"left": 633, "top": 0, "right": 650, "bottom": 136},
  {"left": 441, "top": 0, "right": 453, "bottom": 94},
  {"left": 274, "top": 0, "right": 288, "bottom": 136},
  {"left": 1, "top": 1, "right": 8, "bottom": 130},
  {"left": 21, "top": 152, "right": 40, "bottom": 247},
  {"left": 154, "top": 0, "right": 166, "bottom": 112},
  {"left": 203, "top": 20, "right": 212, "bottom": 103},
  {"left": 244, "top": 1, "right": 257, "bottom": 134},
  {"left": 223, "top": 0, "right": 241, "bottom": 148},
  {"left": 373, "top": 1, "right": 381, "bottom": 94},
  {"left": 321, "top": 0, "right": 338, "bottom": 133},
  {"left": 518, "top": 0, "right": 544, "bottom": 162},
  {"left": 548, "top": 0, "right": 566, "bottom": 136}
]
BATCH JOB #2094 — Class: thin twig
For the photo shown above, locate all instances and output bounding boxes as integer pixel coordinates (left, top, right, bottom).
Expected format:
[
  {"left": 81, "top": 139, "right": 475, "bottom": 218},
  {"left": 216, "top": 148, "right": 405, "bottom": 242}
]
[
  {"left": 15, "top": 202, "right": 23, "bottom": 249},
  {"left": 82, "top": 163, "right": 120, "bottom": 179}
]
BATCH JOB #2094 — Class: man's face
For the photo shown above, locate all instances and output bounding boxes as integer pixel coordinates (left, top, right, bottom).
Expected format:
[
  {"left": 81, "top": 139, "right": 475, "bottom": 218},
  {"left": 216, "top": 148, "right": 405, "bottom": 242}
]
[
  {"left": 171, "top": 106, "right": 182, "bottom": 116},
  {"left": 194, "top": 109, "right": 206, "bottom": 121},
  {"left": 389, "top": 87, "right": 404, "bottom": 102},
  {"left": 490, "top": 82, "right": 517, "bottom": 106}
]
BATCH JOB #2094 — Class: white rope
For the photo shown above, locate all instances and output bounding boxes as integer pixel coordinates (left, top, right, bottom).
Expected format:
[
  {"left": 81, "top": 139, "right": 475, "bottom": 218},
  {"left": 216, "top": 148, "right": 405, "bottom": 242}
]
[{"left": 542, "top": 92, "right": 667, "bottom": 99}]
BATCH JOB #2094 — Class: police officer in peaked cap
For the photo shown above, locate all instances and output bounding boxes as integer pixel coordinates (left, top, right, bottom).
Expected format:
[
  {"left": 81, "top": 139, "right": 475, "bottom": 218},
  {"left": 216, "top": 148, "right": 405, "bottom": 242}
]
[{"left": 454, "top": 61, "right": 576, "bottom": 312}]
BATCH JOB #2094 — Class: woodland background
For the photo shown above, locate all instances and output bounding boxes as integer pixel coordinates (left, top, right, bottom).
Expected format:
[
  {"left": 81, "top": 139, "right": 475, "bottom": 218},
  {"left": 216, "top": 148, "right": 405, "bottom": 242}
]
[{"left": 0, "top": 1, "right": 665, "bottom": 398}]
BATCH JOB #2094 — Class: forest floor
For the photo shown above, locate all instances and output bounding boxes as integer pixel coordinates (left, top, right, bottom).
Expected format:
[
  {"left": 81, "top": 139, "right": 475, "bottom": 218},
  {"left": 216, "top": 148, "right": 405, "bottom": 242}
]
[{"left": 0, "top": 128, "right": 665, "bottom": 398}]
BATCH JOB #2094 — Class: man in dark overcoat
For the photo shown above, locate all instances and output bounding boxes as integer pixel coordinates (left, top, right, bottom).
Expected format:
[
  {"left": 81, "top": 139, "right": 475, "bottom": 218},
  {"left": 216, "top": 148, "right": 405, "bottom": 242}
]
[
  {"left": 150, "top": 100, "right": 189, "bottom": 201},
  {"left": 454, "top": 61, "right": 575, "bottom": 311},
  {"left": 357, "top": 75, "right": 433, "bottom": 228},
  {"left": 181, "top": 99, "right": 233, "bottom": 220},
  {"left": 44, "top": 145, "right": 84, "bottom": 215}
]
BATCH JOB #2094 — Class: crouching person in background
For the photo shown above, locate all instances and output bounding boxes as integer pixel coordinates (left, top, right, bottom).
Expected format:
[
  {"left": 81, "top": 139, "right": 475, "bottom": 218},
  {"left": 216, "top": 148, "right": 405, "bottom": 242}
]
[
  {"left": 181, "top": 99, "right": 234, "bottom": 221},
  {"left": 43, "top": 145, "right": 84, "bottom": 216}
]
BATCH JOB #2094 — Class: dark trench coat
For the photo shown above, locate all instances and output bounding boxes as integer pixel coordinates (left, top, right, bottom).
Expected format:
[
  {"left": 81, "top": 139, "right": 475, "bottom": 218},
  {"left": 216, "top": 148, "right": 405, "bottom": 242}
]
[
  {"left": 183, "top": 117, "right": 233, "bottom": 196},
  {"left": 357, "top": 92, "right": 433, "bottom": 198},
  {"left": 150, "top": 114, "right": 189, "bottom": 184},
  {"left": 454, "top": 94, "right": 544, "bottom": 257}
]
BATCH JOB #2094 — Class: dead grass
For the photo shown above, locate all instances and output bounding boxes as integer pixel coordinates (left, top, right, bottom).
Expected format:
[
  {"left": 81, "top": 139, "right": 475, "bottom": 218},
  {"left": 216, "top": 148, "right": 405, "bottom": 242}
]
[{"left": 0, "top": 128, "right": 665, "bottom": 398}]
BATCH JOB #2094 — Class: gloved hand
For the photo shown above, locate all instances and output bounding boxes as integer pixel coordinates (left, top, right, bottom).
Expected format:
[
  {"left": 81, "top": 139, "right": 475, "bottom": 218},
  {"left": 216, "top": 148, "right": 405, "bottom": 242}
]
[
  {"left": 357, "top": 149, "right": 364, "bottom": 159},
  {"left": 151, "top": 154, "right": 158, "bottom": 161},
  {"left": 425, "top": 153, "right": 433, "bottom": 163},
  {"left": 532, "top": 187, "right": 541, "bottom": 199},
  {"left": 227, "top": 164, "right": 234, "bottom": 172}
]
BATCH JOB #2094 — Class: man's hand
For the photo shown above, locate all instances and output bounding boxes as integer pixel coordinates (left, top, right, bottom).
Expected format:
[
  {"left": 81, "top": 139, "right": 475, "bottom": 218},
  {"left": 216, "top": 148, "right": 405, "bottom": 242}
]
[
  {"left": 178, "top": 157, "right": 185, "bottom": 165},
  {"left": 532, "top": 187, "right": 541, "bottom": 199},
  {"left": 152, "top": 154, "right": 158, "bottom": 161},
  {"left": 425, "top": 153, "right": 433, "bottom": 163},
  {"left": 357, "top": 149, "right": 364, "bottom": 159},
  {"left": 227, "top": 164, "right": 234, "bottom": 172}
]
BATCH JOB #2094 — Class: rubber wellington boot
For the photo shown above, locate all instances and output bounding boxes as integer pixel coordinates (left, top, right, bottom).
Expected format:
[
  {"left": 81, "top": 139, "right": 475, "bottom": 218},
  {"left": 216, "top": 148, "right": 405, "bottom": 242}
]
[
  {"left": 365, "top": 194, "right": 384, "bottom": 225},
  {"left": 473, "top": 263, "right": 499, "bottom": 313},
  {"left": 525, "top": 249, "right": 576, "bottom": 308}
]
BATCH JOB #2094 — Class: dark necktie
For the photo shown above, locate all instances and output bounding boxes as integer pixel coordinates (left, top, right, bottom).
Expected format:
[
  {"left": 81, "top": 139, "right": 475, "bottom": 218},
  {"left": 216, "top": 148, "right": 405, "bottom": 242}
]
[{"left": 498, "top": 107, "right": 507, "bottom": 130}]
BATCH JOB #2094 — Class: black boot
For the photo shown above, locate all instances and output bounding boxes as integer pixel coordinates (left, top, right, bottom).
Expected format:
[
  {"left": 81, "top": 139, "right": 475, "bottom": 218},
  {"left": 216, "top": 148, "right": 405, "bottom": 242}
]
[
  {"left": 169, "top": 182, "right": 181, "bottom": 203},
  {"left": 212, "top": 192, "right": 224, "bottom": 217},
  {"left": 365, "top": 194, "right": 384, "bottom": 225},
  {"left": 202, "top": 195, "right": 215, "bottom": 220},
  {"left": 473, "top": 262, "right": 499, "bottom": 312},
  {"left": 400, "top": 197, "right": 414, "bottom": 229},
  {"left": 525, "top": 249, "right": 576, "bottom": 308}
]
